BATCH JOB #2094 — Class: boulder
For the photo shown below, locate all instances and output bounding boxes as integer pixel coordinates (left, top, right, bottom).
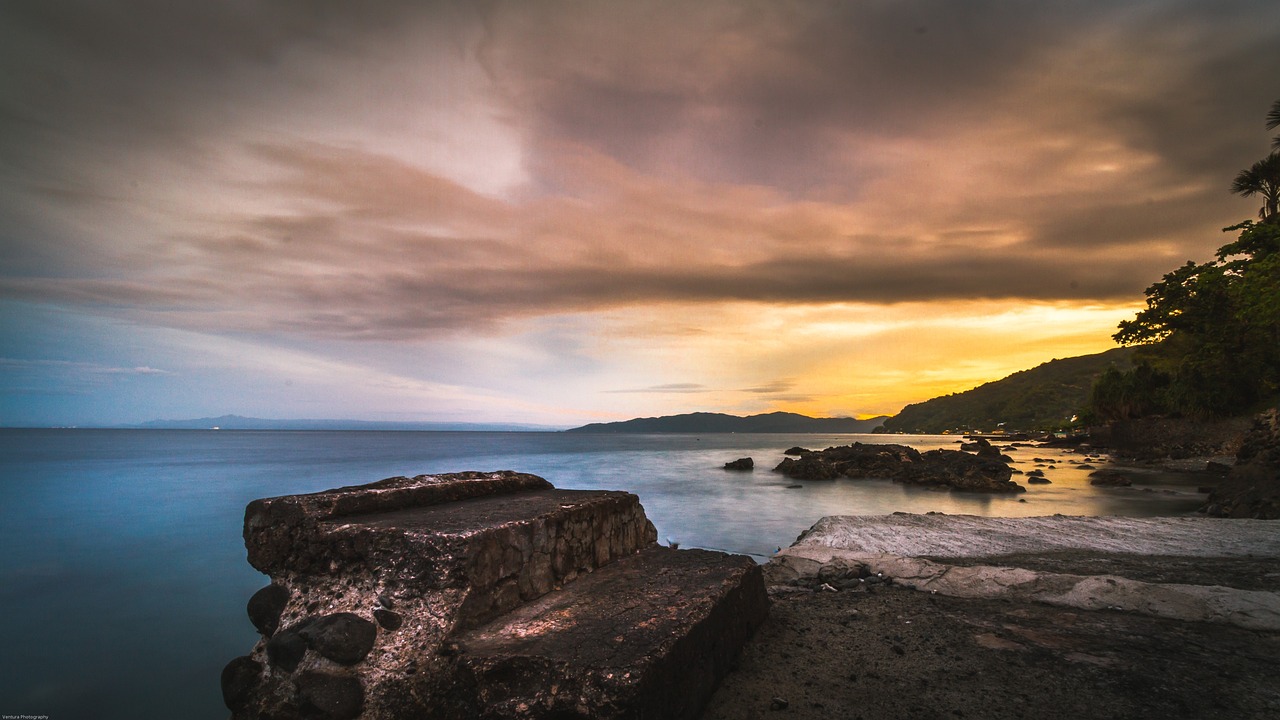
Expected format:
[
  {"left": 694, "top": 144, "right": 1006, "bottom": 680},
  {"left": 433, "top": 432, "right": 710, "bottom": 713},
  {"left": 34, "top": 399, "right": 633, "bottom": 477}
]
[
  {"left": 1204, "top": 409, "right": 1280, "bottom": 518},
  {"left": 723, "top": 457, "right": 754, "bottom": 471},
  {"left": 298, "top": 613, "right": 378, "bottom": 666},
  {"left": 774, "top": 443, "right": 1023, "bottom": 493},
  {"left": 247, "top": 583, "right": 290, "bottom": 637},
  {"left": 1090, "top": 469, "right": 1133, "bottom": 487}
]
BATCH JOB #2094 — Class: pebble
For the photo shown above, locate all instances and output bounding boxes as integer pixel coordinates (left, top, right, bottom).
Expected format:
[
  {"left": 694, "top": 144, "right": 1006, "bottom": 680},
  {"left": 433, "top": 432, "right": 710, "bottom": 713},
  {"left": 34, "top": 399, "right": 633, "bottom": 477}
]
[
  {"left": 771, "top": 697, "right": 790, "bottom": 710},
  {"left": 296, "top": 671, "right": 365, "bottom": 720},
  {"left": 220, "top": 655, "right": 262, "bottom": 712},
  {"left": 247, "top": 583, "right": 290, "bottom": 637},
  {"left": 266, "top": 628, "right": 308, "bottom": 672},
  {"left": 299, "top": 613, "right": 378, "bottom": 665}
]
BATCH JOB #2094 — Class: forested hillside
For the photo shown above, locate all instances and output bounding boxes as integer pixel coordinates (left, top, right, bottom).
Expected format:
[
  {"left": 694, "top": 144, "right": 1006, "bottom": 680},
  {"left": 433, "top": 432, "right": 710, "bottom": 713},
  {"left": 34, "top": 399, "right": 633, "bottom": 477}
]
[{"left": 882, "top": 348, "right": 1135, "bottom": 434}]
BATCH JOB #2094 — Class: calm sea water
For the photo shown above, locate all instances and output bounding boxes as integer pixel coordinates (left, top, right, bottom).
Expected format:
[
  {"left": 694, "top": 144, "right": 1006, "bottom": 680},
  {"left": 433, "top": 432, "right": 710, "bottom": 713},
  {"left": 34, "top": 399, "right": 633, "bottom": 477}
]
[{"left": 0, "top": 429, "right": 1207, "bottom": 719}]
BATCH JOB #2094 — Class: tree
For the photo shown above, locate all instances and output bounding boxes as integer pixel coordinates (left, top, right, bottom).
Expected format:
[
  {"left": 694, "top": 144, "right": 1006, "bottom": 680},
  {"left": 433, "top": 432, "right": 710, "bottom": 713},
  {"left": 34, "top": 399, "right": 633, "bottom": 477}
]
[
  {"left": 1269, "top": 98, "right": 1280, "bottom": 152},
  {"left": 1102, "top": 221, "right": 1280, "bottom": 417},
  {"left": 1092, "top": 101, "right": 1280, "bottom": 420},
  {"left": 1230, "top": 153, "right": 1280, "bottom": 223}
]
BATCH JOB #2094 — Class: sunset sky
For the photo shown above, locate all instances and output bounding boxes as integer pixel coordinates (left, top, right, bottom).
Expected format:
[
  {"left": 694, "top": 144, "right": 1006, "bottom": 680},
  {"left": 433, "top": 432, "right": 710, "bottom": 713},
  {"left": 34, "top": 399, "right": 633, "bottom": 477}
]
[{"left": 2, "top": 1, "right": 1278, "bottom": 427}]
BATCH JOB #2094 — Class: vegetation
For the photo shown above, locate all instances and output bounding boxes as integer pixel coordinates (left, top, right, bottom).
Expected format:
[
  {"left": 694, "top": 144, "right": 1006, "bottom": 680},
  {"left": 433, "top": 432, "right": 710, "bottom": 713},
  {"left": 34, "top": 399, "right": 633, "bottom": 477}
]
[
  {"left": 1089, "top": 101, "right": 1280, "bottom": 421},
  {"left": 881, "top": 348, "right": 1134, "bottom": 434}
]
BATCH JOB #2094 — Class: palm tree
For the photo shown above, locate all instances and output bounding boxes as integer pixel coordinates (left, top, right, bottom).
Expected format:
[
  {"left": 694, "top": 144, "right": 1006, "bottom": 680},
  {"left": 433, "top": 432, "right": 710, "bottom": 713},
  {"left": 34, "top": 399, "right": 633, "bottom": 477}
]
[
  {"left": 1269, "top": 98, "right": 1280, "bottom": 151},
  {"left": 1231, "top": 153, "right": 1280, "bottom": 223}
]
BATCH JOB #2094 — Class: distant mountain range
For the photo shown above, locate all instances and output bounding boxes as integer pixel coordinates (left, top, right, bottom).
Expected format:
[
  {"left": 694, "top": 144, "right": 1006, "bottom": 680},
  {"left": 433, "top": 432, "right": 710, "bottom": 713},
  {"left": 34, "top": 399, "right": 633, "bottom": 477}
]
[
  {"left": 881, "top": 347, "right": 1136, "bottom": 434},
  {"left": 565, "top": 411, "right": 888, "bottom": 434},
  {"left": 120, "top": 414, "right": 564, "bottom": 432}
]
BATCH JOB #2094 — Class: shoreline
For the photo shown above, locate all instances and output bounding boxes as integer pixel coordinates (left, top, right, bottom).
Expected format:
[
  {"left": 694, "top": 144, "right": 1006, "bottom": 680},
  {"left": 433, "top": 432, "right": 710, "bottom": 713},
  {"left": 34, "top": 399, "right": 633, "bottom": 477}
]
[{"left": 701, "top": 514, "right": 1280, "bottom": 719}]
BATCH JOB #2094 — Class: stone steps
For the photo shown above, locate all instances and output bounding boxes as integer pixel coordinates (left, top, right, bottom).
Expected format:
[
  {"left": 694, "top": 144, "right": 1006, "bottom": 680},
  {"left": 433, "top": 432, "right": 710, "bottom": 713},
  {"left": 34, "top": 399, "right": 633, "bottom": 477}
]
[
  {"left": 224, "top": 471, "right": 768, "bottom": 720},
  {"left": 452, "top": 545, "right": 767, "bottom": 720}
]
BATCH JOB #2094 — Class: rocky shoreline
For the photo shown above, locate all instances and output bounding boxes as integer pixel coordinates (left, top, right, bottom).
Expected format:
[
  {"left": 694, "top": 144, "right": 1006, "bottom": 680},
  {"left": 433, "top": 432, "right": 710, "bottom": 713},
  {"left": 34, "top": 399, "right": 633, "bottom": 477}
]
[{"left": 701, "top": 514, "right": 1280, "bottom": 720}]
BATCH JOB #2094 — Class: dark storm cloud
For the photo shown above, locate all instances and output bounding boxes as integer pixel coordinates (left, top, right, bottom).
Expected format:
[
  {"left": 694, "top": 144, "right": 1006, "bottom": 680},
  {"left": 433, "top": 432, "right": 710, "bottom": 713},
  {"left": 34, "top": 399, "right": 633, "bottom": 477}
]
[{"left": 2, "top": 0, "right": 1279, "bottom": 340}]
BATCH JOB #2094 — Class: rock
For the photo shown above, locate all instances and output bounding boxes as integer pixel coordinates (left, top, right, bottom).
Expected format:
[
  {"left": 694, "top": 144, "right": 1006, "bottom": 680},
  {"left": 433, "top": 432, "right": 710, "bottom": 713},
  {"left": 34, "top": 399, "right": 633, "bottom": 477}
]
[
  {"left": 246, "top": 583, "right": 290, "bottom": 637},
  {"left": 226, "top": 471, "right": 764, "bottom": 720},
  {"left": 774, "top": 454, "right": 841, "bottom": 480},
  {"left": 1027, "top": 470, "right": 1045, "bottom": 478},
  {"left": 1027, "top": 477, "right": 1052, "bottom": 485},
  {"left": 265, "top": 627, "right": 308, "bottom": 672},
  {"left": 771, "top": 697, "right": 790, "bottom": 710},
  {"left": 724, "top": 457, "right": 754, "bottom": 471},
  {"left": 774, "top": 443, "right": 1023, "bottom": 493},
  {"left": 296, "top": 671, "right": 364, "bottom": 720},
  {"left": 1090, "top": 470, "right": 1133, "bottom": 487},
  {"left": 916, "top": 449, "right": 1024, "bottom": 493},
  {"left": 783, "top": 446, "right": 811, "bottom": 456},
  {"left": 298, "top": 613, "right": 378, "bottom": 665},
  {"left": 1204, "top": 409, "right": 1280, "bottom": 518},
  {"left": 373, "top": 608, "right": 403, "bottom": 631},
  {"left": 220, "top": 656, "right": 262, "bottom": 713}
]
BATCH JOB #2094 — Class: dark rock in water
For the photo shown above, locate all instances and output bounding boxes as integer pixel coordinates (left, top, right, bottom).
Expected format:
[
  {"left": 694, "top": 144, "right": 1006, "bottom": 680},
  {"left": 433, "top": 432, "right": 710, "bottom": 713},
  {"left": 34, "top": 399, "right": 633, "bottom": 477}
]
[
  {"left": 783, "top": 446, "right": 811, "bottom": 456},
  {"left": 373, "top": 608, "right": 403, "bottom": 631},
  {"left": 265, "top": 627, "right": 308, "bottom": 672},
  {"left": 1204, "top": 409, "right": 1280, "bottom": 519},
  {"left": 774, "top": 454, "right": 841, "bottom": 480},
  {"left": 220, "top": 656, "right": 262, "bottom": 712},
  {"left": 917, "top": 449, "right": 1024, "bottom": 493},
  {"left": 247, "top": 583, "right": 290, "bottom": 637},
  {"left": 724, "top": 457, "right": 754, "bottom": 471},
  {"left": 774, "top": 443, "right": 1022, "bottom": 493},
  {"left": 296, "top": 671, "right": 364, "bottom": 720},
  {"left": 298, "top": 613, "right": 378, "bottom": 665},
  {"left": 1078, "top": 464, "right": 1096, "bottom": 470},
  {"left": 1027, "top": 469, "right": 1045, "bottom": 478},
  {"left": 785, "top": 484, "right": 803, "bottom": 489},
  {"left": 1027, "top": 476, "right": 1052, "bottom": 485},
  {"left": 1089, "top": 470, "right": 1133, "bottom": 487}
]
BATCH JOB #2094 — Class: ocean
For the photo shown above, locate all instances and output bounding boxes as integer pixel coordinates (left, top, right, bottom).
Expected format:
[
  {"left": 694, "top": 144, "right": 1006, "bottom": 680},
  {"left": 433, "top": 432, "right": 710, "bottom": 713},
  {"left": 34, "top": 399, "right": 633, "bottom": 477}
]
[{"left": 0, "top": 429, "right": 1208, "bottom": 719}]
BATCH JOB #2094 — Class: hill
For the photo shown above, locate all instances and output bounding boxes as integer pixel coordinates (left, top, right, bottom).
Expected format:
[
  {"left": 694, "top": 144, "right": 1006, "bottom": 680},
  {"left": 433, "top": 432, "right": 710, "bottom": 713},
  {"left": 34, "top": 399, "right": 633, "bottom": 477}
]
[
  {"left": 565, "top": 411, "right": 887, "bottom": 434},
  {"left": 881, "top": 348, "right": 1136, "bottom": 434}
]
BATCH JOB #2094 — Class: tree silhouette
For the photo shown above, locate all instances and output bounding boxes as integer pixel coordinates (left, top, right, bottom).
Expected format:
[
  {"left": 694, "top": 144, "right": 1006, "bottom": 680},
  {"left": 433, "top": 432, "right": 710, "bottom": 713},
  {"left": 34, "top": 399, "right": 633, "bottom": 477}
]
[
  {"left": 1269, "top": 98, "right": 1280, "bottom": 151},
  {"left": 1230, "top": 153, "right": 1280, "bottom": 224}
]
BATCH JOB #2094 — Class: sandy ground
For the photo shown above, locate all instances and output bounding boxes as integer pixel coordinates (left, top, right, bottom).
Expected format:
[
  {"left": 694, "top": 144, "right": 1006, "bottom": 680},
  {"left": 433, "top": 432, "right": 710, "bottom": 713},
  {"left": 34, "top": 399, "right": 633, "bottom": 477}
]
[{"left": 700, "top": 515, "right": 1280, "bottom": 720}]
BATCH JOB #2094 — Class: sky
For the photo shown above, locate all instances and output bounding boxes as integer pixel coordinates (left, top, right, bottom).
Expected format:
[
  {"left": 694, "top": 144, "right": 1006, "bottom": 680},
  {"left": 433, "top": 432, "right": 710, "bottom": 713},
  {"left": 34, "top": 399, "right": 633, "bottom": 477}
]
[{"left": 2, "top": 0, "right": 1278, "bottom": 427}]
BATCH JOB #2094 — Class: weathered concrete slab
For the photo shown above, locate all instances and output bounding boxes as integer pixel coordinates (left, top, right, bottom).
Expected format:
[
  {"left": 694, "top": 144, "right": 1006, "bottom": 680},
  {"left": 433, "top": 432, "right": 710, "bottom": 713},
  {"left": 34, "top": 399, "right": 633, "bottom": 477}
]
[
  {"left": 452, "top": 546, "right": 768, "bottom": 720},
  {"left": 771, "top": 513, "right": 1280, "bottom": 630},
  {"left": 224, "top": 472, "right": 766, "bottom": 720},
  {"left": 791, "top": 513, "right": 1280, "bottom": 558}
]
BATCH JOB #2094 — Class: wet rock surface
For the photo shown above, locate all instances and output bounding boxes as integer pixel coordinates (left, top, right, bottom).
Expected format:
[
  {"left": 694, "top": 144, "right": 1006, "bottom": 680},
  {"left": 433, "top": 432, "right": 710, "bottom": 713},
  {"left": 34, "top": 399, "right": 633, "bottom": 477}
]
[
  {"left": 774, "top": 442, "right": 1023, "bottom": 493},
  {"left": 1205, "top": 409, "right": 1280, "bottom": 519},
  {"left": 225, "top": 471, "right": 766, "bottom": 719}
]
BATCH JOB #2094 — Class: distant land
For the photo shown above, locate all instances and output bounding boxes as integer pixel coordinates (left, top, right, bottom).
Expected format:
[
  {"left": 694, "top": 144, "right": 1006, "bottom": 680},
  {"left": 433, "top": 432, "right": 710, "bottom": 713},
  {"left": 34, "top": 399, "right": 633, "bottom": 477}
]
[
  {"left": 565, "top": 411, "right": 888, "bottom": 434},
  {"left": 116, "top": 414, "right": 565, "bottom": 432},
  {"left": 881, "top": 347, "right": 1136, "bottom": 434}
]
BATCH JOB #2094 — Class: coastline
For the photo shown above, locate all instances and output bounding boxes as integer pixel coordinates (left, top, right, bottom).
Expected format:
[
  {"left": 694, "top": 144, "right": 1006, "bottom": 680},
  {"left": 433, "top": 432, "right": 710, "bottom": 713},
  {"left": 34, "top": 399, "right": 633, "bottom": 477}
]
[{"left": 701, "top": 514, "right": 1280, "bottom": 719}]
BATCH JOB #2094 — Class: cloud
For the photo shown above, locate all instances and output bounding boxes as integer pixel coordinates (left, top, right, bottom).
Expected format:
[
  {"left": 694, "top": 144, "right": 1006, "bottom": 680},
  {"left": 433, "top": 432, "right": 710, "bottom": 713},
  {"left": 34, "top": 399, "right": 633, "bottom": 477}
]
[
  {"left": 2, "top": 0, "right": 1278, "bottom": 345},
  {"left": 608, "top": 383, "right": 709, "bottom": 394}
]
